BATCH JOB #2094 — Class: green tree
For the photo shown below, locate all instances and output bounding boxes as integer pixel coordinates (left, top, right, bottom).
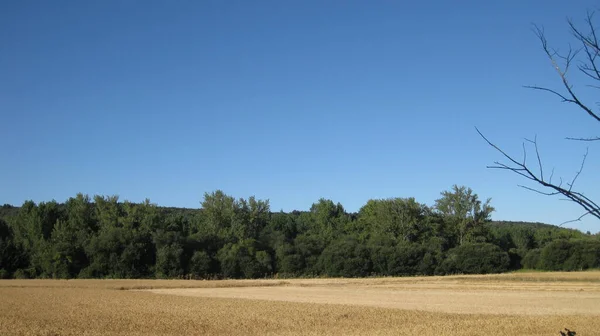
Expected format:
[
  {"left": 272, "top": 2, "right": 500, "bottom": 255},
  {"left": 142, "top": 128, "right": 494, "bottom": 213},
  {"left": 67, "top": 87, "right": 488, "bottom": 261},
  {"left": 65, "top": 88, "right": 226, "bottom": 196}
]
[
  {"left": 217, "top": 239, "right": 271, "bottom": 279},
  {"left": 83, "top": 226, "right": 128, "bottom": 278},
  {"left": 10, "top": 200, "right": 65, "bottom": 277},
  {"left": 357, "top": 198, "right": 429, "bottom": 243},
  {"left": 46, "top": 194, "right": 96, "bottom": 278},
  {"left": 155, "top": 244, "right": 184, "bottom": 278},
  {"left": 388, "top": 243, "right": 431, "bottom": 276},
  {"left": 83, "top": 199, "right": 156, "bottom": 278},
  {"left": 188, "top": 250, "right": 212, "bottom": 278},
  {"left": 434, "top": 185, "right": 494, "bottom": 245},
  {"left": 522, "top": 248, "right": 542, "bottom": 269},
  {"left": 366, "top": 233, "right": 397, "bottom": 276},
  {"left": 0, "top": 218, "right": 25, "bottom": 277},
  {"left": 201, "top": 191, "right": 270, "bottom": 243},
  {"left": 306, "top": 199, "right": 349, "bottom": 242},
  {"left": 275, "top": 242, "right": 303, "bottom": 276},
  {"left": 538, "top": 240, "right": 573, "bottom": 271},
  {"left": 291, "top": 234, "right": 326, "bottom": 276},
  {"left": 94, "top": 195, "right": 122, "bottom": 229},
  {"left": 563, "top": 240, "right": 600, "bottom": 271},
  {"left": 49, "top": 219, "right": 89, "bottom": 278}
]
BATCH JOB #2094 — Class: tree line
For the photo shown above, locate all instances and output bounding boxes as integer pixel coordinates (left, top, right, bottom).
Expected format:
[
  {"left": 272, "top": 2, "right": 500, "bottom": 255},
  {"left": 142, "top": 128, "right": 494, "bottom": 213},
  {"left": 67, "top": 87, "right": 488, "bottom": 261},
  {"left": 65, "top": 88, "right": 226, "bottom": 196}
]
[{"left": 0, "top": 185, "right": 598, "bottom": 279}]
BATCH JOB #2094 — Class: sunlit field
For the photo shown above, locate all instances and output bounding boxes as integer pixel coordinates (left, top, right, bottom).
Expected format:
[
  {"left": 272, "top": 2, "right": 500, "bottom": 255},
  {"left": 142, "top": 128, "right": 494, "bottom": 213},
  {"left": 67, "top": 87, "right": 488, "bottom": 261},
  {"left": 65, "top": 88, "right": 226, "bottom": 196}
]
[{"left": 1, "top": 272, "right": 599, "bottom": 335}]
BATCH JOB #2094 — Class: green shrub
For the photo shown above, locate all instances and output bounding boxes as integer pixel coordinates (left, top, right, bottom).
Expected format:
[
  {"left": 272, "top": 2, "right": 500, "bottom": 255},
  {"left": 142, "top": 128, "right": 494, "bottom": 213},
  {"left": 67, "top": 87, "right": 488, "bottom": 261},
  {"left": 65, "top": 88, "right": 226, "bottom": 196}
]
[
  {"left": 535, "top": 239, "right": 600, "bottom": 271},
  {"left": 438, "top": 243, "right": 510, "bottom": 275},
  {"left": 217, "top": 239, "right": 271, "bottom": 279},
  {"left": 318, "top": 236, "right": 371, "bottom": 277},
  {"left": 387, "top": 243, "right": 429, "bottom": 276},
  {"left": 521, "top": 249, "right": 541, "bottom": 269},
  {"left": 13, "top": 269, "right": 30, "bottom": 279},
  {"left": 277, "top": 251, "right": 304, "bottom": 276},
  {"left": 507, "top": 247, "right": 530, "bottom": 270},
  {"left": 188, "top": 250, "right": 212, "bottom": 278},
  {"left": 255, "top": 250, "right": 273, "bottom": 275},
  {"left": 538, "top": 240, "right": 573, "bottom": 271},
  {"left": 562, "top": 240, "right": 600, "bottom": 271},
  {"left": 155, "top": 244, "right": 184, "bottom": 278}
]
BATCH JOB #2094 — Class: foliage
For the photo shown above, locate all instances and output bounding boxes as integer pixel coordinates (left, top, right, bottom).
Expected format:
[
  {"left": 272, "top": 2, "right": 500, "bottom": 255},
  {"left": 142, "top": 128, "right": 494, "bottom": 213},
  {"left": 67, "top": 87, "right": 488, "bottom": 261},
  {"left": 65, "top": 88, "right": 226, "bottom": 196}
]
[
  {"left": 188, "top": 250, "right": 212, "bottom": 278},
  {"left": 522, "top": 248, "right": 542, "bottom": 269},
  {"left": 437, "top": 243, "right": 510, "bottom": 275},
  {"left": 538, "top": 240, "right": 600, "bottom": 271},
  {"left": 434, "top": 185, "right": 494, "bottom": 245},
  {"left": 0, "top": 186, "right": 596, "bottom": 279},
  {"left": 318, "top": 236, "right": 371, "bottom": 277},
  {"left": 0, "top": 218, "right": 25, "bottom": 276}
]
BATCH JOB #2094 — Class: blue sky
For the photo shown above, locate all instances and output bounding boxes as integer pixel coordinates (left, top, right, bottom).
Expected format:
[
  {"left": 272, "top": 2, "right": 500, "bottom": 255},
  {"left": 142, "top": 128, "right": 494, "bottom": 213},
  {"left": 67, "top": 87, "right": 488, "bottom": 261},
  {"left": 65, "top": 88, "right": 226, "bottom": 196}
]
[{"left": 1, "top": 0, "right": 599, "bottom": 233}]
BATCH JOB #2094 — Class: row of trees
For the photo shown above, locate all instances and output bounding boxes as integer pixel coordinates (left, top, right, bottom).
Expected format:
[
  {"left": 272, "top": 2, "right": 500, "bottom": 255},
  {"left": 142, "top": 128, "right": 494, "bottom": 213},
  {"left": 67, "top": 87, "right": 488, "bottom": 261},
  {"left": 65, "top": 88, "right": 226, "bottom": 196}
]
[{"left": 0, "top": 185, "right": 598, "bottom": 279}]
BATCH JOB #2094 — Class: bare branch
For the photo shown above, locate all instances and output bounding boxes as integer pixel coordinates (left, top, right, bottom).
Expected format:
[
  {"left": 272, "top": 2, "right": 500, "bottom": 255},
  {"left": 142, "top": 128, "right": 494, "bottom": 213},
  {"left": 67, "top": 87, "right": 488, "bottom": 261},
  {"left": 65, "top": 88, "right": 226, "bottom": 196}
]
[
  {"left": 568, "top": 148, "right": 589, "bottom": 192},
  {"left": 518, "top": 185, "right": 560, "bottom": 196},
  {"left": 524, "top": 136, "right": 544, "bottom": 181},
  {"left": 571, "top": 12, "right": 600, "bottom": 86},
  {"left": 476, "top": 128, "right": 528, "bottom": 169},
  {"left": 559, "top": 210, "right": 594, "bottom": 226},
  {"left": 476, "top": 127, "right": 600, "bottom": 222},
  {"left": 565, "top": 136, "right": 600, "bottom": 141},
  {"left": 559, "top": 177, "right": 563, "bottom": 188},
  {"left": 479, "top": 12, "right": 600, "bottom": 225},
  {"left": 529, "top": 23, "right": 600, "bottom": 123},
  {"left": 523, "top": 86, "right": 572, "bottom": 102}
]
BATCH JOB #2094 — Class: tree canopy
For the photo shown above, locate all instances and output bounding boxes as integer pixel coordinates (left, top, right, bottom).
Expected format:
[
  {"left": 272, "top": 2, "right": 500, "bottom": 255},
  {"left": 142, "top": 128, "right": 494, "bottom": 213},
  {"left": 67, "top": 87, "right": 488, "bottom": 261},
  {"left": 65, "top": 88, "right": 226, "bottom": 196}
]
[{"left": 0, "top": 186, "right": 596, "bottom": 279}]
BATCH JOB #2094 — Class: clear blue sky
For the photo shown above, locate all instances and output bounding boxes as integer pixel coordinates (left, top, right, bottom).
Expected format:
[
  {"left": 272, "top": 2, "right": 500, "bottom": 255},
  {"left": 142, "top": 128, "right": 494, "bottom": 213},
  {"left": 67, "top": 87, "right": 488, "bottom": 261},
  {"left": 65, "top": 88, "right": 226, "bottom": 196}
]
[{"left": 1, "top": 0, "right": 599, "bottom": 233}]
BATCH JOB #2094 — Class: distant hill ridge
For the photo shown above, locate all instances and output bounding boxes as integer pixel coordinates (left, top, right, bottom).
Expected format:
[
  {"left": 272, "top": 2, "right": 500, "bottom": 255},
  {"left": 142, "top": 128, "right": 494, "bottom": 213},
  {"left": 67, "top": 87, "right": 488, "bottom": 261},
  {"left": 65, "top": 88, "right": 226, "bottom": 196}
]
[{"left": 1, "top": 203, "right": 584, "bottom": 234}]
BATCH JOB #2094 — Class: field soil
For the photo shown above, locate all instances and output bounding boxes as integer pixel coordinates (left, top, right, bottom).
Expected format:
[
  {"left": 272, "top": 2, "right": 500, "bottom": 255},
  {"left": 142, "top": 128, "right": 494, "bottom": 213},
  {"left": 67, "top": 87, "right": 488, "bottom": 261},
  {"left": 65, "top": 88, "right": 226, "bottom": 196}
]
[{"left": 1, "top": 272, "right": 599, "bottom": 335}]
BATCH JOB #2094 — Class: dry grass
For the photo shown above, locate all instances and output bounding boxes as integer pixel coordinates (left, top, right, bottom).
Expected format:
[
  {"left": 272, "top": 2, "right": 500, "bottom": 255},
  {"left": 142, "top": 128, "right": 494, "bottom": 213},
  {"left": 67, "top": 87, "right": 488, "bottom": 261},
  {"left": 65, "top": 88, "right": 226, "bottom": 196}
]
[{"left": 0, "top": 272, "right": 599, "bottom": 335}]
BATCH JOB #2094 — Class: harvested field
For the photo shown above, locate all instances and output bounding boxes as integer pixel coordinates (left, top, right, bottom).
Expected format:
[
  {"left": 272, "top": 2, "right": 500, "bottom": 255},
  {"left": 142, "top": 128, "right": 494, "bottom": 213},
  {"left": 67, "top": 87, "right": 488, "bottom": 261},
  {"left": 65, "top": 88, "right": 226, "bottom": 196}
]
[
  {"left": 1, "top": 272, "right": 599, "bottom": 335},
  {"left": 148, "top": 285, "right": 600, "bottom": 316}
]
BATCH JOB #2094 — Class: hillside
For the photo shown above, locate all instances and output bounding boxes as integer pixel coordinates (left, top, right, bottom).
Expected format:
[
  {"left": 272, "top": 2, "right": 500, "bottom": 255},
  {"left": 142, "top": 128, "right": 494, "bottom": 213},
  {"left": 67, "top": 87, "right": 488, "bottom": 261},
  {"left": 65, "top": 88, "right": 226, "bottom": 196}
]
[{"left": 1, "top": 203, "right": 585, "bottom": 235}]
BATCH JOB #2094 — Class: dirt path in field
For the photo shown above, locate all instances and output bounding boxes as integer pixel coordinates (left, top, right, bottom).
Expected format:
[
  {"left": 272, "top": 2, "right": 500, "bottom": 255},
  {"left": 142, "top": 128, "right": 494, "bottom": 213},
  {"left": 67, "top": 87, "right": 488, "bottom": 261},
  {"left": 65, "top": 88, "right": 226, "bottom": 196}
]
[{"left": 147, "top": 285, "right": 600, "bottom": 316}]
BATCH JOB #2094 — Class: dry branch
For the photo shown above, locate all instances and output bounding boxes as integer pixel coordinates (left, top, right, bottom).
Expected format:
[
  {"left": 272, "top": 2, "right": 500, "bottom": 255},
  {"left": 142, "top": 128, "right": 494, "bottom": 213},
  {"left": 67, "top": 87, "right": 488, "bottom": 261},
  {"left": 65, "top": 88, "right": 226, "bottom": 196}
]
[{"left": 478, "top": 11, "right": 600, "bottom": 223}]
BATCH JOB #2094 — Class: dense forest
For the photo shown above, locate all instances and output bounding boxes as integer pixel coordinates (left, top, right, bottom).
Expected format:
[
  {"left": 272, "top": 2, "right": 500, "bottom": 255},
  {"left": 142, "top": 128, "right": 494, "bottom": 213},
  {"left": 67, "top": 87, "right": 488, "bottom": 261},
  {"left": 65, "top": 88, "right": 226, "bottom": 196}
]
[{"left": 1, "top": 185, "right": 599, "bottom": 279}]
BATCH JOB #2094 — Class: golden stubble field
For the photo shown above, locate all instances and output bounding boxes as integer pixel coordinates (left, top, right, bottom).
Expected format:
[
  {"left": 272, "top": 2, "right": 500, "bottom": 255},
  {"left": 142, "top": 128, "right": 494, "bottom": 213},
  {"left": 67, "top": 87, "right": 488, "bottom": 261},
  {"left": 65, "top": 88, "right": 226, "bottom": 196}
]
[{"left": 1, "top": 272, "right": 599, "bottom": 335}]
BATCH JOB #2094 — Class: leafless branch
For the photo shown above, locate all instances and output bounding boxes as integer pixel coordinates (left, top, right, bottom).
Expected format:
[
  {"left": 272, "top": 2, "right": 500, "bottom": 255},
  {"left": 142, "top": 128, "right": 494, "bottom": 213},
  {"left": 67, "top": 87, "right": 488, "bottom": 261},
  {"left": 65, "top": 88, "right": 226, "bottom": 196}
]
[
  {"left": 518, "top": 185, "right": 560, "bottom": 196},
  {"left": 565, "top": 136, "right": 600, "bottom": 141},
  {"left": 559, "top": 210, "right": 595, "bottom": 226},
  {"left": 529, "top": 22, "right": 600, "bottom": 123},
  {"left": 524, "top": 136, "right": 544, "bottom": 181},
  {"left": 523, "top": 86, "right": 572, "bottom": 102},
  {"left": 567, "top": 148, "right": 588, "bottom": 191},
  {"left": 476, "top": 127, "right": 600, "bottom": 222},
  {"left": 478, "top": 12, "right": 600, "bottom": 224},
  {"left": 570, "top": 12, "right": 600, "bottom": 81}
]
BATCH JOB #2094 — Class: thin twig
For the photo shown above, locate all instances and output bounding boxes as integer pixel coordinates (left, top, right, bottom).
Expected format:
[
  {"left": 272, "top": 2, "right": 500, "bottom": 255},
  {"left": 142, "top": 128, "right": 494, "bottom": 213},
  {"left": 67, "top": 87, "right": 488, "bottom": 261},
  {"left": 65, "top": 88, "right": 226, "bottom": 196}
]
[
  {"left": 559, "top": 210, "right": 594, "bottom": 226},
  {"left": 566, "top": 136, "right": 600, "bottom": 141}
]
